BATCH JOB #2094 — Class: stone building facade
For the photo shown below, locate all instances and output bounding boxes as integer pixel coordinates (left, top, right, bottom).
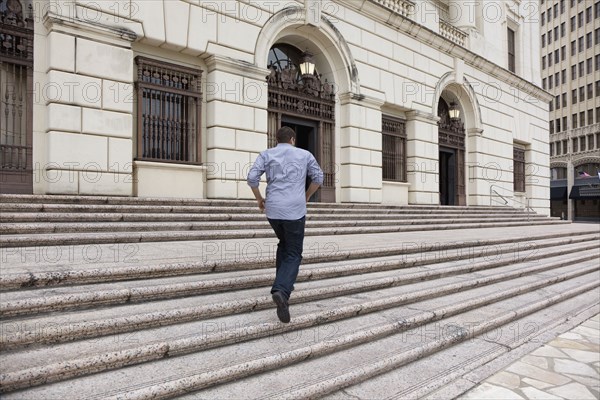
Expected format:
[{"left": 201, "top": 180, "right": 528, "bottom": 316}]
[{"left": 1, "top": 0, "right": 553, "bottom": 214}]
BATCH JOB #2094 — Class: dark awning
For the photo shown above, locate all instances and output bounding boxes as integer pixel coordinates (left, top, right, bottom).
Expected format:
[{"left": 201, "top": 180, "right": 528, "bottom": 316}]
[
  {"left": 550, "top": 186, "right": 568, "bottom": 200},
  {"left": 569, "top": 185, "right": 600, "bottom": 200}
]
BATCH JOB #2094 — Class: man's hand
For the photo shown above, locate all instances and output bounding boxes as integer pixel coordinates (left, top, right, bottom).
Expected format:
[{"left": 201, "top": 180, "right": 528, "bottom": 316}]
[
  {"left": 305, "top": 182, "right": 321, "bottom": 203},
  {"left": 257, "top": 197, "right": 265, "bottom": 212},
  {"left": 251, "top": 186, "right": 266, "bottom": 213}
]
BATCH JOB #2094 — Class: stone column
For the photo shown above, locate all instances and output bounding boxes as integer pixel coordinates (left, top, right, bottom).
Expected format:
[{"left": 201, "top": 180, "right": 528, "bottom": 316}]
[
  {"left": 40, "top": 5, "right": 141, "bottom": 196},
  {"left": 204, "top": 55, "right": 269, "bottom": 199},
  {"left": 405, "top": 111, "right": 440, "bottom": 205},
  {"left": 338, "top": 93, "right": 384, "bottom": 203}
]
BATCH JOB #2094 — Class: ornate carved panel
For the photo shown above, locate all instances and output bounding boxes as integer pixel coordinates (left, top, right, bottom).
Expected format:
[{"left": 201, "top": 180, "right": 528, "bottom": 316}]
[
  {"left": 266, "top": 65, "right": 335, "bottom": 120},
  {"left": 437, "top": 99, "right": 465, "bottom": 149}
]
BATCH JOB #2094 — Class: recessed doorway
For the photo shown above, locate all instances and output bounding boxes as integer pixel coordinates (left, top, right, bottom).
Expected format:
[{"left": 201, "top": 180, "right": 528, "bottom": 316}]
[
  {"left": 439, "top": 147, "right": 456, "bottom": 206},
  {"left": 282, "top": 116, "right": 319, "bottom": 201}
]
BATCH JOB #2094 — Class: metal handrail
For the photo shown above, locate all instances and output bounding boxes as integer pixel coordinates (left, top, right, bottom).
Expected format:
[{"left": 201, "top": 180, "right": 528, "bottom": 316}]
[
  {"left": 489, "top": 185, "right": 509, "bottom": 206},
  {"left": 489, "top": 185, "right": 535, "bottom": 220},
  {"left": 491, "top": 189, "right": 509, "bottom": 205}
]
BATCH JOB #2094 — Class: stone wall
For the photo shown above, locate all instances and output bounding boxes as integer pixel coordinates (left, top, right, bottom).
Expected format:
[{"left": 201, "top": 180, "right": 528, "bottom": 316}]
[{"left": 31, "top": 0, "right": 552, "bottom": 213}]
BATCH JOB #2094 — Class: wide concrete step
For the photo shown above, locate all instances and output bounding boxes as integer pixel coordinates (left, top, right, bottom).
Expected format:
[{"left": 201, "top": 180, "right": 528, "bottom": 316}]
[
  {"left": 0, "top": 214, "right": 558, "bottom": 235},
  {"left": 0, "top": 195, "right": 587, "bottom": 398},
  {"left": 2, "top": 230, "right": 595, "bottom": 291},
  {"left": 0, "top": 219, "right": 569, "bottom": 248},
  {"left": 2, "top": 245, "right": 597, "bottom": 353},
  {"left": 0, "top": 203, "right": 538, "bottom": 218},
  {"left": 0, "top": 194, "right": 536, "bottom": 212},
  {"left": 2, "top": 264, "right": 596, "bottom": 397},
  {"left": 2, "top": 240, "right": 597, "bottom": 318},
  {"left": 0, "top": 211, "right": 551, "bottom": 224},
  {"left": 194, "top": 282, "right": 597, "bottom": 400}
]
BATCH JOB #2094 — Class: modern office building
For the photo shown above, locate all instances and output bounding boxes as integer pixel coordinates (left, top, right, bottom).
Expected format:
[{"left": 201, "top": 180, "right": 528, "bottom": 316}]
[
  {"left": 541, "top": 0, "right": 600, "bottom": 221},
  {"left": 2, "top": 0, "right": 553, "bottom": 214}
]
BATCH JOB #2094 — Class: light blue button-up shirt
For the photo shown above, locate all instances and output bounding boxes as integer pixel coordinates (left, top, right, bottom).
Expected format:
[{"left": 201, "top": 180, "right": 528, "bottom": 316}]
[{"left": 247, "top": 143, "right": 324, "bottom": 220}]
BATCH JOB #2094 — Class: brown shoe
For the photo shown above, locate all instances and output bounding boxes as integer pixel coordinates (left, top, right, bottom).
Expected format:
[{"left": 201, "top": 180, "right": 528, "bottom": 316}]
[{"left": 271, "top": 291, "right": 290, "bottom": 323}]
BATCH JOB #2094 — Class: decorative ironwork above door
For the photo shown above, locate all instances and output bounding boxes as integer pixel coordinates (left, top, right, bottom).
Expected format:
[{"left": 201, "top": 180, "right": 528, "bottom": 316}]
[
  {"left": 267, "top": 44, "right": 335, "bottom": 121},
  {"left": 437, "top": 98, "right": 465, "bottom": 149}
]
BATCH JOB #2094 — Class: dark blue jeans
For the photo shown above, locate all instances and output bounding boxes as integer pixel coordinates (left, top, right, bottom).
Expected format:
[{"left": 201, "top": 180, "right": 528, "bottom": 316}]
[{"left": 268, "top": 216, "right": 306, "bottom": 300}]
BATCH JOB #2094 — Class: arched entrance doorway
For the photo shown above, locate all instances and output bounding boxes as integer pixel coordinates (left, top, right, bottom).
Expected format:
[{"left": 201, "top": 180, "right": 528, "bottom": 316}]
[
  {"left": 437, "top": 98, "right": 466, "bottom": 206},
  {"left": 266, "top": 44, "right": 336, "bottom": 202}
]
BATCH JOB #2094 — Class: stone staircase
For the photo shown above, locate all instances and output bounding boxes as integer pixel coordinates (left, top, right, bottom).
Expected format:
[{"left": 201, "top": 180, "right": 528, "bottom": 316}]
[
  {"left": 0, "top": 195, "right": 598, "bottom": 399},
  {"left": 0, "top": 195, "right": 569, "bottom": 248}
]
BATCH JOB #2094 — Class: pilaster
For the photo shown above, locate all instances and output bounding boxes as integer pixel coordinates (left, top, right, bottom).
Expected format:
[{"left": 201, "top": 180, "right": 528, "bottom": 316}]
[
  {"left": 466, "top": 127, "right": 485, "bottom": 206},
  {"left": 204, "top": 55, "right": 270, "bottom": 199},
  {"left": 41, "top": 5, "right": 137, "bottom": 196},
  {"left": 339, "top": 92, "right": 385, "bottom": 203},
  {"left": 405, "top": 110, "right": 440, "bottom": 205}
]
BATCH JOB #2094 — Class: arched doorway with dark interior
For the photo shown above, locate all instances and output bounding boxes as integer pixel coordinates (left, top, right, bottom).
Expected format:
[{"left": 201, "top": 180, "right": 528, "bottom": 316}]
[
  {"left": 437, "top": 97, "right": 466, "bottom": 206},
  {"left": 266, "top": 43, "right": 336, "bottom": 202}
]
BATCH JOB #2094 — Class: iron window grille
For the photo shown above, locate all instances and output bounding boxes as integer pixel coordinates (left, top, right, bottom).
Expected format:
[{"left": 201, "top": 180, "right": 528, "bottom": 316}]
[
  {"left": 382, "top": 116, "right": 407, "bottom": 182},
  {"left": 135, "top": 57, "right": 203, "bottom": 164},
  {"left": 513, "top": 147, "right": 526, "bottom": 193},
  {"left": 1, "top": 0, "right": 34, "bottom": 193}
]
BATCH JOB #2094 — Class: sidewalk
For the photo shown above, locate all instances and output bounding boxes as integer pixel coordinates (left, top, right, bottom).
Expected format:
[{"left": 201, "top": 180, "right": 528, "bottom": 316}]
[{"left": 461, "top": 314, "right": 600, "bottom": 400}]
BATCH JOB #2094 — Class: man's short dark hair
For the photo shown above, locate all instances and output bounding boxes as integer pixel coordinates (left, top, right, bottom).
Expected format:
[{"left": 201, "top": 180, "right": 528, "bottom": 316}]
[{"left": 276, "top": 126, "right": 296, "bottom": 144}]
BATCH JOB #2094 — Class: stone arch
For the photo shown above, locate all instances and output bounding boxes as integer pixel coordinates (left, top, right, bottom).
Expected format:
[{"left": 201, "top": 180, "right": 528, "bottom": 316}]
[
  {"left": 433, "top": 73, "right": 485, "bottom": 207},
  {"left": 573, "top": 156, "right": 600, "bottom": 168},
  {"left": 550, "top": 161, "right": 568, "bottom": 169},
  {"left": 254, "top": 6, "right": 359, "bottom": 94},
  {"left": 432, "top": 72, "right": 483, "bottom": 133}
]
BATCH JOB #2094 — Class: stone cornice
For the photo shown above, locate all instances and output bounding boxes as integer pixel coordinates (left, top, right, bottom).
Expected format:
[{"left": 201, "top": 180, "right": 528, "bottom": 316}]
[
  {"left": 551, "top": 123, "right": 600, "bottom": 142},
  {"left": 133, "top": 160, "right": 207, "bottom": 172},
  {"left": 551, "top": 153, "right": 600, "bottom": 164},
  {"left": 204, "top": 55, "right": 270, "bottom": 81},
  {"left": 338, "top": 0, "right": 553, "bottom": 103},
  {"left": 43, "top": 5, "right": 139, "bottom": 47},
  {"left": 468, "top": 128, "right": 484, "bottom": 137},
  {"left": 405, "top": 110, "right": 440, "bottom": 124},
  {"left": 338, "top": 92, "right": 385, "bottom": 109}
]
